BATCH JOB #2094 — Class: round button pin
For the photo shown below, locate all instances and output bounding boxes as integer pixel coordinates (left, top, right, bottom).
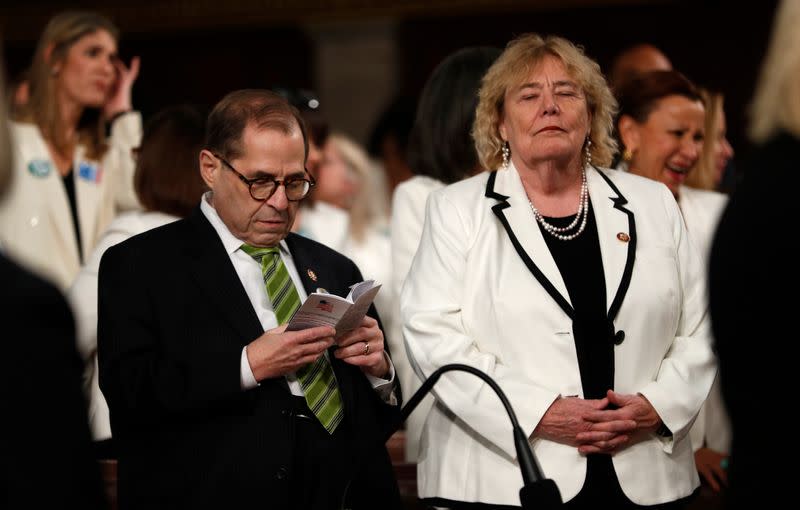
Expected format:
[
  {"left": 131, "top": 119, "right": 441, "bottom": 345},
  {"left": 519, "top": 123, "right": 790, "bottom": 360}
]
[{"left": 617, "top": 232, "right": 630, "bottom": 242}]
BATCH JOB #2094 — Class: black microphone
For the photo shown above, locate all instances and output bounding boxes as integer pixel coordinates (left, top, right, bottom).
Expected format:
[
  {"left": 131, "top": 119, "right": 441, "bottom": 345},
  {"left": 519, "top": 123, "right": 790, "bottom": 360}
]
[{"left": 400, "top": 363, "right": 562, "bottom": 509}]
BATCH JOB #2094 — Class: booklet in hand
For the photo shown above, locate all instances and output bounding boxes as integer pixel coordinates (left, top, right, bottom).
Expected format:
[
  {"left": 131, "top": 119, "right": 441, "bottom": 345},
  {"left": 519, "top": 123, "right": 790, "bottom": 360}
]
[{"left": 285, "top": 280, "right": 381, "bottom": 336}]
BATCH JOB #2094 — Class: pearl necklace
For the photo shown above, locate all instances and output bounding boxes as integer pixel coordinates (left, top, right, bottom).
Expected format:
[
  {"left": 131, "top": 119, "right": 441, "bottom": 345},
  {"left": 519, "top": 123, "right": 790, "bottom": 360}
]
[{"left": 528, "top": 169, "right": 589, "bottom": 241}]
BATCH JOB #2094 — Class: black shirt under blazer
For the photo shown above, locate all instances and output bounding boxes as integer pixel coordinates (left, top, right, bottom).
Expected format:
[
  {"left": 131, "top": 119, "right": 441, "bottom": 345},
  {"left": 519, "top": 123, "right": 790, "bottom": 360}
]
[{"left": 97, "top": 207, "right": 402, "bottom": 510}]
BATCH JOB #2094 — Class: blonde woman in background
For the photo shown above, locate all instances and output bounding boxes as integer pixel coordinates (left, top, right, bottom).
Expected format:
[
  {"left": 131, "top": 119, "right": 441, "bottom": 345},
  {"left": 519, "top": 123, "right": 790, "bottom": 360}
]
[
  {"left": 685, "top": 90, "right": 735, "bottom": 191},
  {"left": 0, "top": 10, "right": 141, "bottom": 290},
  {"left": 317, "top": 132, "right": 394, "bottom": 326}
]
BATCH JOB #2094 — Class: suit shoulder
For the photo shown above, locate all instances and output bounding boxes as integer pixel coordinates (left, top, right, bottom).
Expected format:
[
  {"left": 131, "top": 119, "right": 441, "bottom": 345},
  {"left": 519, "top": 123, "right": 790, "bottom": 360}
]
[
  {"left": 286, "top": 232, "right": 358, "bottom": 269},
  {"left": 597, "top": 167, "right": 672, "bottom": 196},
  {"left": 598, "top": 168, "right": 683, "bottom": 217},
  {"left": 102, "top": 217, "right": 191, "bottom": 265},
  {"left": 433, "top": 170, "right": 490, "bottom": 204},
  {"left": 681, "top": 186, "right": 728, "bottom": 208},
  {"left": 394, "top": 175, "right": 445, "bottom": 201}
]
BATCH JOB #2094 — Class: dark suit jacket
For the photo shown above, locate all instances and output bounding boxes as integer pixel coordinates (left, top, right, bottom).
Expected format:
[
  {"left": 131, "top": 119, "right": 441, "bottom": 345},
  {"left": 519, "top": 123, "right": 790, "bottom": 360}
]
[
  {"left": 97, "top": 208, "right": 401, "bottom": 510},
  {"left": 0, "top": 254, "right": 107, "bottom": 509}
]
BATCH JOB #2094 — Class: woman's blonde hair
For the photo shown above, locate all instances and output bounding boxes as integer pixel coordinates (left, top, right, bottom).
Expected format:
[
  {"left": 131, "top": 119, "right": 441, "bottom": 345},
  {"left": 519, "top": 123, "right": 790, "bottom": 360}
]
[
  {"left": 16, "top": 11, "right": 119, "bottom": 160},
  {"left": 328, "top": 133, "right": 387, "bottom": 243},
  {"left": 686, "top": 89, "right": 723, "bottom": 190},
  {"left": 749, "top": 0, "right": 800, "bottom": 143},
  {"left": 474, "top": 33, "right": 618, "bottom": 170}
]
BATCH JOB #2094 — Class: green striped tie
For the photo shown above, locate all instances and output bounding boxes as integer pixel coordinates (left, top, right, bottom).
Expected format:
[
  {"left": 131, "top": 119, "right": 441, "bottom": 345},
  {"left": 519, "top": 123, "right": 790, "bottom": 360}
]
[{"left": 241, "top": 244, "right": 344, "bottom": 433}]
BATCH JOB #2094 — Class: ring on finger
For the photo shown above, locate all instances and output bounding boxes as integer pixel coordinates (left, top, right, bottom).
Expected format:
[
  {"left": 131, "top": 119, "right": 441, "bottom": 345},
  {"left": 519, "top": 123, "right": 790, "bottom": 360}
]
[{"left": 363, "top": 341, "right": 370, "bottom": 356}]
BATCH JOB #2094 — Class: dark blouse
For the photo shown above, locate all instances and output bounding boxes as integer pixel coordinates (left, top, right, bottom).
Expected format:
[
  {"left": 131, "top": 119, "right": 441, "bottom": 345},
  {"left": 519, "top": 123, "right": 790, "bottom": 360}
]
[
  {"left": 538, "top": 201, "right": 613, "bottom": 398},
  {"left": 62, "top": 169, "right": 83, "bottom": 264},
  {"left": 538, "top": 201, "right": 625, "bottom": 505}
]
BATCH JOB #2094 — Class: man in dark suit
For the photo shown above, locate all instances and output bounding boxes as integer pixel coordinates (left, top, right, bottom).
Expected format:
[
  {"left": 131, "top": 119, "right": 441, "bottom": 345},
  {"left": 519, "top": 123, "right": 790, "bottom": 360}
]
[{"left": 97, "top": 89, "right": 402, "bottom": 510}]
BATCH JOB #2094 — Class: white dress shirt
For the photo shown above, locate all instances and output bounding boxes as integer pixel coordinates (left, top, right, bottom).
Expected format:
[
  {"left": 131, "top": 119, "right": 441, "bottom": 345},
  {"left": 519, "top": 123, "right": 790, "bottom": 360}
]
[{"left": 200, "top": 194, "right": 394, "bottom": 398}]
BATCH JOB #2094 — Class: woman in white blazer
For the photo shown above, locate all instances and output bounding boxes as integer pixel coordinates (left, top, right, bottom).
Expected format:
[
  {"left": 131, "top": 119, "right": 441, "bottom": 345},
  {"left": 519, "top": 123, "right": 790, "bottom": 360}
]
[
  {"left": 0, "top": 11, "right": 141, "bottom": 291},
  {"left": 615, "top": 72, "right": 732, "bottom": 495},
  {"left": 401, "top": 34, "right": 716, "bottom": 508},
  {"left": 68, "top": 105, "right": 207, "bottom": 456},
  {"left": 390, "top": 46, "right": 500, "bottom": 462}
]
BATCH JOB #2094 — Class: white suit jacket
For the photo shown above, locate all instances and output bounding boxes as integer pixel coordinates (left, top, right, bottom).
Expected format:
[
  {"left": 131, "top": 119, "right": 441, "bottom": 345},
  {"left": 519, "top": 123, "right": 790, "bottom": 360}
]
[
  {"left": 680, "top": 185, "right": 732, "bottom": 455},
  {"left": 389, "top": 175, "right": 445, "bottom": 462},
  {"left": 401, "top": 163, "right": 716, "bottom": 505},
  {"left": 0, "top": 114, "right": 141, "bottom": 291}
]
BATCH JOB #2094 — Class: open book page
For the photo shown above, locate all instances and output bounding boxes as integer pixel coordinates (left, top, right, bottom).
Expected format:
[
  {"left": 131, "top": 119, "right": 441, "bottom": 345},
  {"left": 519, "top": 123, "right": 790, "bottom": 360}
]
[
  {"left": 347, "top": 279, "right": 377, "bottom": 302},
  {"left": 337, "top": 282, "right": 381, "bottom": 334},
  {"left": 285, "top": 280, "right": 381, "bottom": 336}
]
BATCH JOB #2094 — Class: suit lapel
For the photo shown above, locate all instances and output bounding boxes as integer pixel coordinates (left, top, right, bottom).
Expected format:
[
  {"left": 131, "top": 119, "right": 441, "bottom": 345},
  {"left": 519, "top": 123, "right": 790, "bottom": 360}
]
[
  {"left": 487, "top": 164, "right": 574, "bottom": 318},
  {"left": 284, "top": 233, "right": 324, "bottom": 297},
  {"left": 588, "top": 168, "right": 636, "bottom": 320},
  {"left": 184, "top": 208, "right": 264, "bottom": 345}
]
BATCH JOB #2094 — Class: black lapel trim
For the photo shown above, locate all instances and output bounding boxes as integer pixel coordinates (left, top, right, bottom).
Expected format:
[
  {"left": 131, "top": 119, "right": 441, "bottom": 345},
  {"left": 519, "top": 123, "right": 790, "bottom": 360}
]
[
  {"left": 486, "top": 171, "right": 575, "bottom": 320},
  {"left": 184, "top": 207, "right": 264, "bottom": 344},
  {"left": 594, "top": 167, "right": 636, "bottom": 322}
]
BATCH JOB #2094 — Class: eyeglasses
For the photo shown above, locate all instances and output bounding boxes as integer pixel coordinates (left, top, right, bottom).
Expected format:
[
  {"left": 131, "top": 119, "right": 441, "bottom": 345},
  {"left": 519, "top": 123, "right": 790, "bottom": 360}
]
[{"left": 214, "top": 154, "right": 315, "bottom": 202}]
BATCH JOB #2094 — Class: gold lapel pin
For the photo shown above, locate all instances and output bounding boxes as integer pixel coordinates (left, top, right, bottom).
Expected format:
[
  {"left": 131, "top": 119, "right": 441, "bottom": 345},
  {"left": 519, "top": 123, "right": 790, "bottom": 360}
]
[
  {"left": 617, "top": 232, "right": 630, "bottom": 243},
  {"left": 307, "top": 269, "right": 318, "bottom": 282}
]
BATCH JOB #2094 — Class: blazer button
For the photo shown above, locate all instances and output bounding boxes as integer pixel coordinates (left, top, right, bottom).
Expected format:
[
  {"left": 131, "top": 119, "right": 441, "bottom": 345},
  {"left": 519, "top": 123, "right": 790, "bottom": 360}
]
[
  {"left": 614, "top": 330, "right": 625, "bottom": 345},
  {"left": 276, "top": 467, "right": 288, "bottom": 480}
]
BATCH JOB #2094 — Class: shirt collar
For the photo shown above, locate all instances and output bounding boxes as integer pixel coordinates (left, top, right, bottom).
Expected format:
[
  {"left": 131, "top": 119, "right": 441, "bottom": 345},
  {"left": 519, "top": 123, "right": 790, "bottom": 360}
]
[{"left": 200, "top": 192, "right": 290, "bottom": 256}]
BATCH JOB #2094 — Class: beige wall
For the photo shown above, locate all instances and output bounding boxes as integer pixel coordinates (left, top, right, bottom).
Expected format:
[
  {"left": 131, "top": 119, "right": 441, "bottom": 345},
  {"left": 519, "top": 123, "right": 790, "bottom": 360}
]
[{"left": 307, "top": 19, "right": 399, "bottom": 146}]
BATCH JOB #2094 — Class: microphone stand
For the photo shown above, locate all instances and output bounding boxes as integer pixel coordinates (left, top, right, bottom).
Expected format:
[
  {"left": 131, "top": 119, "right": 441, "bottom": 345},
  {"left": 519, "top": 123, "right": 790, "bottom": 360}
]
[{"left": 400, "top": 363, "right": 562, "bottom": 509}]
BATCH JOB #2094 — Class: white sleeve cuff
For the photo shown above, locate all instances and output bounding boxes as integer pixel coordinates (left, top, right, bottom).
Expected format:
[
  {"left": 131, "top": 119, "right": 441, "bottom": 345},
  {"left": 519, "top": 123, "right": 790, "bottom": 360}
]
[
  {"left": 366, "top": 351, "right": 398, "bottom": 405},
  {"left": 240, "top": 346, "right": 259, "bottom": 390}
]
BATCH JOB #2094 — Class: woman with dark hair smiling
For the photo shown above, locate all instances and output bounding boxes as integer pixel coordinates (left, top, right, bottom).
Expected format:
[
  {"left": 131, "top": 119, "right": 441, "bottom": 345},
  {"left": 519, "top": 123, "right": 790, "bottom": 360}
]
[{"left": 615, "top": 70, "right": 727, "bottom": 258}]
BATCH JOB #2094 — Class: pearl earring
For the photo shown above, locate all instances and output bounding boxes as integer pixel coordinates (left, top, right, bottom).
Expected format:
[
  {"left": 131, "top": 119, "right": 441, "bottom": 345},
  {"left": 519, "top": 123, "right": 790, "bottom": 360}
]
[
  {"left": 584, "top": 137, "right": 593, "bottom": 167},
  {"left": 502, "top": 141, "right": 510, "bottom": 169}
]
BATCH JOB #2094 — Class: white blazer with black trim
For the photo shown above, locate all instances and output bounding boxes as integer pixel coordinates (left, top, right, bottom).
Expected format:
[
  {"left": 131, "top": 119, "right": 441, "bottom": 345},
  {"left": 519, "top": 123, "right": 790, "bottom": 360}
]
[{"left": 401, "top": 163, "right": 716, "bottom": 506}]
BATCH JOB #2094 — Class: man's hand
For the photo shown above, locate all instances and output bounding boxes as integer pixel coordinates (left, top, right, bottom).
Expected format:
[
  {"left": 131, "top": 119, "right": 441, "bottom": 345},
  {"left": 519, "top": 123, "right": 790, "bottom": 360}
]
[
  {"left": 579, "top": 390, "right": 662, "bottom": 454},
  {"left": 334, "top": 316, "right": 389, "bottom": 378},
  {"left": 695, "top": 447, "right": 729, "bottom": 492},
  {"left": 535, "top": 396, "right": 636, "bottom": 452},
  {"left": 246, "top": 324, "right": 336, "bottom": 381},
  {"left": 103, "top": 56, "right": 140, "bottom": 120}
]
